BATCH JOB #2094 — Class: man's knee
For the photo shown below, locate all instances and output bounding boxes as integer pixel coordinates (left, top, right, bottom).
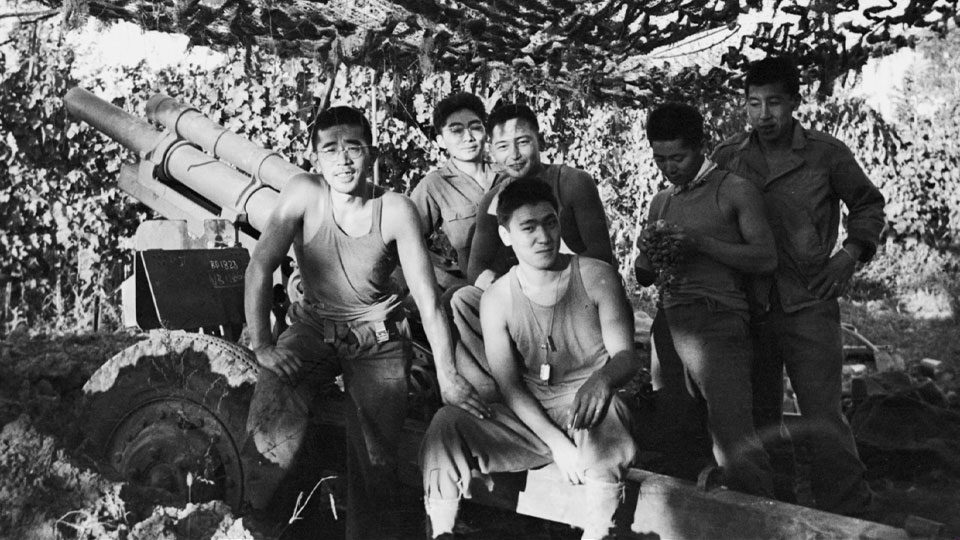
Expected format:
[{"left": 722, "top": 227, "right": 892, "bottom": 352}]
[
  {"left": 423, "top": 405, "right": 474, "bottom": 444},
  {"left": 449, "top": 286, "right": 482, "bottom": 322},
  {"left": 246, "top": 371, "right": 311, "bottom": 468}
]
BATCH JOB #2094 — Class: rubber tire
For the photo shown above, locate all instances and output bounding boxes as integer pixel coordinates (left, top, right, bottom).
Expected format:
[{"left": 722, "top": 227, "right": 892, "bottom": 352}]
[{"left": 81, "top": 331, "right": 258, "bottom": 510}]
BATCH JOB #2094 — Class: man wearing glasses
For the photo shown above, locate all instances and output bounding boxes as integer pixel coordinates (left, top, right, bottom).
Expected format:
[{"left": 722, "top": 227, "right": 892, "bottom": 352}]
[
  {"left": 411, "top": 93, "right": 501, "bottom": 292},
  {"left": 241, "top": 106, "right": 462, "bottom": 539},
  {"left": 443, "top": 103, "right": 617, "bottom": 412}
]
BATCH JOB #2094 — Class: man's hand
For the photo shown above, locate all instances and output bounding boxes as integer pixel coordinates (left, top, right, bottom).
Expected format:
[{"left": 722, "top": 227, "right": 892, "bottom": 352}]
[
  {"left": 808, "top": 246, "right": 859, "bottom": 300},
  {"left": 253, "top": 345, "right": 302, "bottom": 385},
  {"left": 439, "top": 372, "right": 493, "bottom": 419},
  {"left": 636, "top": 227, "right": 656, "bottom": 255},
  {"left": 551, "top": 438, "right": 585, "bottom": 485},
  {"left": 664, "top": 227, "right": 701, "bottom": 258},
  {"left": 567, "top": 370, "right": 614, "bottom": 430}
]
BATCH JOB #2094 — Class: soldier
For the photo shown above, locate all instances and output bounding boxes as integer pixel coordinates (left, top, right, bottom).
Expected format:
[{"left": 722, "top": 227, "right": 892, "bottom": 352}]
[
  {"left": 411, "top": 92, "right": 500, "bottom": 291},
  {"left": 712, "top": 56, "right": 885, "bottom": 515},
  {"left": 636, "top": 102, "right": 776, "bottom": 497},
  {"left": 447, "top": 103, "right": 616, "bottom": 406},
  {"left": 241, "top": 106, "right": 472, "bottom": 539},
  {"left": 420, "top": 180, "right": 638, "bottom": 540}
]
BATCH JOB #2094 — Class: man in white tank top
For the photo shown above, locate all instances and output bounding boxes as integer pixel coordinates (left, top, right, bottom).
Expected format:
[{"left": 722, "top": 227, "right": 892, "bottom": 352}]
[
  {"left": 242, "top": 106, "right": 467, "bottom": 539},
  {"left": 420, "top": 180, "right": 638, "bottom": 540}
]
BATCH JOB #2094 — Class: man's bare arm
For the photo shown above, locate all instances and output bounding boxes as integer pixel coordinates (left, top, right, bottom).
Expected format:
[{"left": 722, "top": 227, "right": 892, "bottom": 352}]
[
  {"left": 569, "top": 259, "right": 637, "bottom": 429},
  {"left": 244, "top": 175, "right": 310, "bottom": 381},
  {"left": 480, "top": 283, "right": 584, "bottom": 484},
  {"left": 386, "top": 194, "right": 491, "bottom": 419},
  {"left": 567, "top": 173, "right": 615, "bottom": 265},
  {"left": 673, "top": 176, "right": 777, "bottom": 274}
]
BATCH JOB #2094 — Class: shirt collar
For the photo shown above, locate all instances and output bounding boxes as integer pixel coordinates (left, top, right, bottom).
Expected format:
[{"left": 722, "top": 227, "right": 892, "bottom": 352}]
[
  {"left": 672, "top": 157, "right": 716, "bottom": 195},
  {"left": 440, "top": 159, "right": 499, "bottom": 182}
]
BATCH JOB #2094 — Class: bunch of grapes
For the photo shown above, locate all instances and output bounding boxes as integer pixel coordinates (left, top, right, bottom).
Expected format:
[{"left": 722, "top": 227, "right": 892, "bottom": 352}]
[{"left": 638, "top": 220, "right": 687, "bottom": 292}]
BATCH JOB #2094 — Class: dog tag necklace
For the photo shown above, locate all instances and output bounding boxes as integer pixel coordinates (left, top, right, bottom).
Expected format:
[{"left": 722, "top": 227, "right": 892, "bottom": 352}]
[{"left": 521, "top": 270, "right": 562, "bottom": 384}]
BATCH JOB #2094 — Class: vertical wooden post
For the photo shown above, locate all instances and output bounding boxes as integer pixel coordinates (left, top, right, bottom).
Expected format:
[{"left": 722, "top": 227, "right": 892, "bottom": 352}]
[
  {"left": 371, "top": 68, "right": 381, "bottom": 187},
  {"left": 2, "top": 282, "right": 10, "bottom": 327}
]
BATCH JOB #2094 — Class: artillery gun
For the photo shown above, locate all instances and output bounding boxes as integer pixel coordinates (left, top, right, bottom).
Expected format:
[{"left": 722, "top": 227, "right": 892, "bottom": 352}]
[{"left": 65, "top": 88, "right": 911, "bottom": 539}]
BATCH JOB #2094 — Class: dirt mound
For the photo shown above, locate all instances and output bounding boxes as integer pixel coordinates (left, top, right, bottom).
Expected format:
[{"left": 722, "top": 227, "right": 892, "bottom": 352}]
[{"left": 0, "top": 414, "right": 264, "bottom": 540}]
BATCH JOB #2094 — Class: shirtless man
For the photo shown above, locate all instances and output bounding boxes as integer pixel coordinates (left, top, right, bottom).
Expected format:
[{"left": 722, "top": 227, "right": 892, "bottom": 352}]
[
  {"left": 241, "top": 106, "right": 470, "bottom": 539},
  {"left": 420, "top": 180, "right": 638, "bottom": 540},
  {"left": 712, "top": 56, "right": 885, "bottom": 515},
  {"left": 636, "top": 102, "right": 776, "bottom": 497},
  {"left": 447, "top": 103, "right": 616, "bottom": 407},
  {"left": 411, "top": 92, "right": 500, "bottom": 291}
]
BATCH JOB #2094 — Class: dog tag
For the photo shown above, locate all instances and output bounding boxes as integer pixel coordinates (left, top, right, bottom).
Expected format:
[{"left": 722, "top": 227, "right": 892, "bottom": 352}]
[
  {"left": 539, "top": 363, "right": 551, "bottom": 384},
  {"left": 323, "top": 319, "right": 335, "bottom": 344},
  {"left": 374, "top": 321, "right": 390, "bottom": 343}
]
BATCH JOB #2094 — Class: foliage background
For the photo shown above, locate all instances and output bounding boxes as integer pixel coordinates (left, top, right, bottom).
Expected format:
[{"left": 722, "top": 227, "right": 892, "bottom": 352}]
[{"left": 1, "top": 15, "right": 959, "bottom": 332}]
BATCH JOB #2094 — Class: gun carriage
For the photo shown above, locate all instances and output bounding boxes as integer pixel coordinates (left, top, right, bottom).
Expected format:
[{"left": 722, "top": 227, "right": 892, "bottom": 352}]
[{"left": 65, "top": 87, "right": 909, "bottom": 539}]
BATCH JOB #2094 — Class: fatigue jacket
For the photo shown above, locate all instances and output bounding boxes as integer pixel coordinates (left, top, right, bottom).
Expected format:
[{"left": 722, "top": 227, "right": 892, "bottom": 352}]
[
  {"left": 410, "top": 160, "right": 500, "bottom": 284},
  {"left": 712, "top": 122, "right": 885, "bottom": 313}
]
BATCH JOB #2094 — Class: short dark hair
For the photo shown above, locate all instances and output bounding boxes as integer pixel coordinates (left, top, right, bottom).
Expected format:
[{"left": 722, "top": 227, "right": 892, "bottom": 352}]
[
  {"left": 745, "top": 56, "right": 801, "bottom": 98},
  {"left": 311, "top": 106, "right": 373, "bottom": 148},
  {"left": 433, "top": 93, "right": 487, "bottom": 133},
  {"left": 496, "top": 179, "right": 558, "bottom": 227},
  {"left": 488, "top": 103, "right": 540, "bottom": 134},
  {"left": 646, "top": 103, "right": 705, "bottom": 149}
]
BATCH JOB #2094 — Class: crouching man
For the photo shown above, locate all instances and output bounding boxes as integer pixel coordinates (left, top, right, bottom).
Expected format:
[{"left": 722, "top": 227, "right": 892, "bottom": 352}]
[{"left": 420, "top": 180, "right": 638, "bottom": 540}]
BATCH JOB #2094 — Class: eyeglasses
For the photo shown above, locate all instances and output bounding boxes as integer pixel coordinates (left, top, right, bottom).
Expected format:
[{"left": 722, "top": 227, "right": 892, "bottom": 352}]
[
  {"left": 443, "top": 124, "right": 486, "bottom": 139},
  {"left": 317, "top": 145, "right": 370, "bottom": 161}
]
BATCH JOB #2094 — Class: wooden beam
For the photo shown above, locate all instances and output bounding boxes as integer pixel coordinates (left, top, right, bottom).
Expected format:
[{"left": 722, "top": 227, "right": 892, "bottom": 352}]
[
  {"left": 464, "top": 466, "right": 908, "bottom": 540},
  {"left": 321, "top": 401, "right": 909, "bottom": 540}
]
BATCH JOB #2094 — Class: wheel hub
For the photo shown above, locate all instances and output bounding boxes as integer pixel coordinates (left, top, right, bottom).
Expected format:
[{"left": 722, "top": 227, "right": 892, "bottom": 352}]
[{"left": 107, "top": 398, "right": 243, "bottom": 507}]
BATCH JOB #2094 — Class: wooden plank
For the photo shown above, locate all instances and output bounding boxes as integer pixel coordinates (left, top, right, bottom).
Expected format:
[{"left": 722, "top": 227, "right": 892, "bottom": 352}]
[
  {"left": 319, "top": 400, "right": 909, "bottom": 540},
  {"left": 462, "top": 466, "right": 908, "bottom": 540}
]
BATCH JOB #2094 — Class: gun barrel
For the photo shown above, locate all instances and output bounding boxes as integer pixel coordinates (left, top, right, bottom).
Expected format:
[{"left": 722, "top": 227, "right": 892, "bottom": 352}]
[
  {"left": 162, "top": 141, "right": 277, "bottom": 232},
  {"left": 65, "top": 87, "right": 278, "bottom": 232},
  {"left": 65, "top": 87, "right": 164, "bottom": 155},
  {"left": 146, "top": 93, "right": 306, "bottom": 192}
]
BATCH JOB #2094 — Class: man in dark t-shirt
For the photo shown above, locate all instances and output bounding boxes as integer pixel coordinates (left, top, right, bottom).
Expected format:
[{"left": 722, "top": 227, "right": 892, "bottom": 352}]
[{"left": 636, "top": 103, "right": 776, "bottom": 497}]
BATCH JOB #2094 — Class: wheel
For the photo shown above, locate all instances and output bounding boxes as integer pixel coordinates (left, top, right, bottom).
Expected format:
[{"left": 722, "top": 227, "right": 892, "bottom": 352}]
[{"left": 81, "top": 331, "right": 258, "bottom": 510}]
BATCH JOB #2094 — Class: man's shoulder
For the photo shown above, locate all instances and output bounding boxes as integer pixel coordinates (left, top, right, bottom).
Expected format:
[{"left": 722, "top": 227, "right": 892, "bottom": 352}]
[
  {"left": 648, "top": 189, "right": 670, "bottom": 211},
  {"left": 712, "top": 132, "right": 750, "bottom": 157},
  {"left": 279, "top": 173, "right": 325, "bottom": 214},
  {"left": 481, "top": 275, "right": 513, "bottom": 311},
  {"left": 380, "top": 189, "right": 415, "bottom": 210},
  {"left": 577, "top": 256, "right": 615, "bottom": 280},
  {"left": 551, "top": 163, "right": 594, "bottom": 188},
  {"left": 285, "top": 172, "right": 326, "bottom": 191},
  {"left": 715, "top": 168, "right": 750, "bottom": 187},
  {"left": 410, "top": 168, "right": 447, "bottom": 196},
  {"left": 801, "top": 126, "right": 854, "bottom": 153},
  {"left": 716, "top": 170, "right": 760, "bottom": 201}
]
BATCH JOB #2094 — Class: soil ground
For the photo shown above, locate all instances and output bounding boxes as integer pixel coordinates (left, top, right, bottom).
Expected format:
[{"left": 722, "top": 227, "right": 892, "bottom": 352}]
[{"left": 1, "top": 296, "right": 959, "bottom": 539}]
